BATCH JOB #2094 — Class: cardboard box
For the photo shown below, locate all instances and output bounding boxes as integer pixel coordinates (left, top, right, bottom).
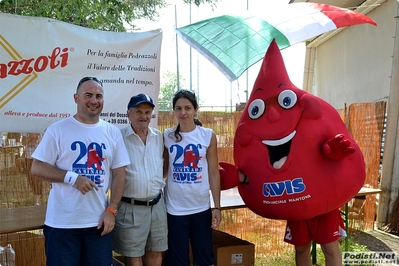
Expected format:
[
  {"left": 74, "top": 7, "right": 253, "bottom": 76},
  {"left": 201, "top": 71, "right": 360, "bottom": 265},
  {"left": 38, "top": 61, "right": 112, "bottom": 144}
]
[
  {"left": 213, "top": 230, "right": 255, "bottom": 266},
  {"left": 161, "top": 230, "right": 255, "bottom": 266}
]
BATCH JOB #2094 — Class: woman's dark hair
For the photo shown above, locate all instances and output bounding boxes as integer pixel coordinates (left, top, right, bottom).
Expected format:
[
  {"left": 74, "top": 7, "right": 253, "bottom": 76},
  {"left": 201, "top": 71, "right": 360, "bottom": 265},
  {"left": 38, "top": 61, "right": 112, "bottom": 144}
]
[{"left": 170, "top": 90, "right": 202, "bottom": 142}]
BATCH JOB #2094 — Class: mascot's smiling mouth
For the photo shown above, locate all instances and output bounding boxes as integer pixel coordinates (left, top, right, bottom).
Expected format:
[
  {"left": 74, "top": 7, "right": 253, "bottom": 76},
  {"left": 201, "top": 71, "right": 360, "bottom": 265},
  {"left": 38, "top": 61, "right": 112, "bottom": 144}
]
[{"left": 262, "top": 131, "right": 296, "bottom": 169}]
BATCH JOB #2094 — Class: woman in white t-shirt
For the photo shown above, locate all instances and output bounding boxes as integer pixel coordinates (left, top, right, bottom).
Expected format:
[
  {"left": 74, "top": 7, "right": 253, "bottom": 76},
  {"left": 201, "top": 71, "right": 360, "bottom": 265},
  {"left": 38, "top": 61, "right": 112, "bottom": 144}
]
[{"left": 163, "top": 90, "right": 221, "bottom": 266}]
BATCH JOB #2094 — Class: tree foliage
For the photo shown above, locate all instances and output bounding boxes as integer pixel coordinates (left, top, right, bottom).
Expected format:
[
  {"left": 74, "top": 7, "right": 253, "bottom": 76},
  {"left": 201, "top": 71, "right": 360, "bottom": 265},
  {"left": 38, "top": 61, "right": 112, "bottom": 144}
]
[
  {"left": 0, "top": 0, "right": 219, "bottom": 32},
  {"left": 183, "top": 0, "right": 219, "bottom": 8},
  {"left": 0, "top": 0, "right": 165, "bottom": 32},
  {"left": 158, "top": 71, "right": 189, "bottom": 111}
]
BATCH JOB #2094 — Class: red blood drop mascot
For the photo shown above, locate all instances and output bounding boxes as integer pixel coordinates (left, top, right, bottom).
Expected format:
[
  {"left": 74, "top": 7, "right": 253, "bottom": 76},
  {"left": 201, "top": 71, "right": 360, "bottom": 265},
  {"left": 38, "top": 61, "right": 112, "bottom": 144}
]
[{"left": 220, "top": 39, "right": 366, "bottom": 221}]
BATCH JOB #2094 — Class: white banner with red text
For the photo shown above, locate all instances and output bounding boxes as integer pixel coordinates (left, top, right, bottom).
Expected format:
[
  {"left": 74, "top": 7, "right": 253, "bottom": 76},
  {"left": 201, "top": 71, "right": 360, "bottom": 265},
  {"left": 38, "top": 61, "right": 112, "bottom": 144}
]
[{"left": 0, "top": 13, "right": 162, "bottom": 133}]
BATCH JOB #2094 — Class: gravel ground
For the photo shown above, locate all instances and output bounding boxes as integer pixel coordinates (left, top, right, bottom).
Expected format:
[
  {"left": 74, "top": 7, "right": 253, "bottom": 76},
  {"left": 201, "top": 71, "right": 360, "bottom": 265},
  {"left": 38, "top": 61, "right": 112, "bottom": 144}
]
[{"left": 350, "top": 229, "right": 399, "bottom": 265}]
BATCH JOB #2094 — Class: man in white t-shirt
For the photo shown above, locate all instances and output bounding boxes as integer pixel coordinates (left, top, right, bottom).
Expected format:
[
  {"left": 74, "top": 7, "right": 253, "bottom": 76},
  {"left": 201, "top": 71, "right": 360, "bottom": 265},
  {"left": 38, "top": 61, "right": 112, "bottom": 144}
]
[{"left": 31, "top": 77, "right": 130, "bottom": 266}]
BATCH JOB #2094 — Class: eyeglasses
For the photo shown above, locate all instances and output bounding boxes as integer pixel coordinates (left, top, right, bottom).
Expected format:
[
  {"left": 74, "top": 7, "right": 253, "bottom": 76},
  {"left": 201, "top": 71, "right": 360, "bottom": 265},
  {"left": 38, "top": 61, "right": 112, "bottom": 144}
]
[{"left": 77, "top": 77, "right": 103, "bottom": 89}]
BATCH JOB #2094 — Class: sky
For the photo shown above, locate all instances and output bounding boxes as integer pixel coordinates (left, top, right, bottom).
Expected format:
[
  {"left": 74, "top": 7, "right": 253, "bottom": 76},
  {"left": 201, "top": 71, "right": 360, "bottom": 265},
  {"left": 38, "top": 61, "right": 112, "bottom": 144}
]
[{"left": 135, "top": 0, "right": 306, "bottom": 111}]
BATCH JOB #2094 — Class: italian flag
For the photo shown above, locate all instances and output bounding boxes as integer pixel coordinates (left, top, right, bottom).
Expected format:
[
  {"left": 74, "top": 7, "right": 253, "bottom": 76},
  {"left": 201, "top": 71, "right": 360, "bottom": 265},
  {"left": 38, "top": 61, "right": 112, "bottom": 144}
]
[{"left": 176, "top": 3, "right": 376, "bottom": 82}]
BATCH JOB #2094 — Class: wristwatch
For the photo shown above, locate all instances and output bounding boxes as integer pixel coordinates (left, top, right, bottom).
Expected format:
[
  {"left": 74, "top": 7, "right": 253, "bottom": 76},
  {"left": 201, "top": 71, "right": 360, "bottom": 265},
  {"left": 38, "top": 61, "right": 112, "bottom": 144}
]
[{"left": 106, "top": 207, "right": 118, "bottom": 217}]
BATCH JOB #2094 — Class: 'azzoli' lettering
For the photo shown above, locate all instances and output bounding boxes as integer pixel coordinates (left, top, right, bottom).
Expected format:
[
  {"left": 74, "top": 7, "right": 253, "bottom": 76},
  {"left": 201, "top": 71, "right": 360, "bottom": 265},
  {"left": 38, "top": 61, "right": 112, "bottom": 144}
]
[{"left": 0, "top": 47, "right": 69, "bottom": 79}]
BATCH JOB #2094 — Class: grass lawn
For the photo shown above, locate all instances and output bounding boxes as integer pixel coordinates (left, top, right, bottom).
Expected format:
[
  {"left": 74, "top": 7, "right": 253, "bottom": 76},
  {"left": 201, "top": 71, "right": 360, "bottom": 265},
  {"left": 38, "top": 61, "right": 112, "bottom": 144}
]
[{"left": 255, "top": 236, "right": 368, "bottom": 266}]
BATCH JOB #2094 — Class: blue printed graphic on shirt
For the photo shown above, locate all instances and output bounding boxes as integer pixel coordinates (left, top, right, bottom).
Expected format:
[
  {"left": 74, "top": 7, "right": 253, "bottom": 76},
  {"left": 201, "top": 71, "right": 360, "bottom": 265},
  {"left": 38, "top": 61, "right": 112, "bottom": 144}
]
[
  {"left": 70, "top": 141, "right": 106, "bottom": 187},
  {"left": 170, "top": 143, "right": 203, "bottom": 184}
]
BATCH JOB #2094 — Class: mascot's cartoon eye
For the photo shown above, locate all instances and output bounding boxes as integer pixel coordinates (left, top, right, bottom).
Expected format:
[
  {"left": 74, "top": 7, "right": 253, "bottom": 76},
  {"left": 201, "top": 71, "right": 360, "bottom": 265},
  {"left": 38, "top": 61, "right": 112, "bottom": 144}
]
[
  {"left": 278, "top": 90, "right": 297, "bottom": 109},
  {"left": 248, "top": 99, "right": 265, "bottom": 120}
]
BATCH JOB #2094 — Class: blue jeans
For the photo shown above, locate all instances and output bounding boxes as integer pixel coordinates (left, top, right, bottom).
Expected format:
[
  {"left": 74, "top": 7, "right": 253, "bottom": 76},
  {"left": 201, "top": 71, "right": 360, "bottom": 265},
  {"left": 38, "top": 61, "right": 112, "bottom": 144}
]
[{"left": 43, "top": 225, "right": 112, "bottom": 266}]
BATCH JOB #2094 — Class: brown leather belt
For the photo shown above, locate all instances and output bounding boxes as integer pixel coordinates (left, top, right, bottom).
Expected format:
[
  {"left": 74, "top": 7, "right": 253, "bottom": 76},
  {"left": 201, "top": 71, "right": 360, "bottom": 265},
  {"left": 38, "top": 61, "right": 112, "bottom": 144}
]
[{"left": 121, "top": 192, "right": 161, "bottom": 207}]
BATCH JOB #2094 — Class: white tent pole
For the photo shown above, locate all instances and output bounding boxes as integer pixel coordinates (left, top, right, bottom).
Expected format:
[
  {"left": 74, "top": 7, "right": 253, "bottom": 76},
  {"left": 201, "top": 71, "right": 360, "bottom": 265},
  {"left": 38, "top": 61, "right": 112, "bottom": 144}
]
[
  {"left": 175, "top": 5, "right": 180, "bottom": 91},
  {"left": 196, "top": 4, "right": 200, "bottom": 103},
  {"left": 189, "top": 3, "right": 193, "bottom": 91},
  {"left": 245, "top": 0, "right": 249, "bottom": 102}
]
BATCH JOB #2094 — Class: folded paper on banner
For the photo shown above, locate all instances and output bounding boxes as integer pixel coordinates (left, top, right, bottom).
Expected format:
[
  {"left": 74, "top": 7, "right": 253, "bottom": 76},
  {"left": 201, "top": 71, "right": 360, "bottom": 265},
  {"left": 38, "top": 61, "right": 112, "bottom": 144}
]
[{"left": 176, "top": 3, "right": 376, "bottom": 82}]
